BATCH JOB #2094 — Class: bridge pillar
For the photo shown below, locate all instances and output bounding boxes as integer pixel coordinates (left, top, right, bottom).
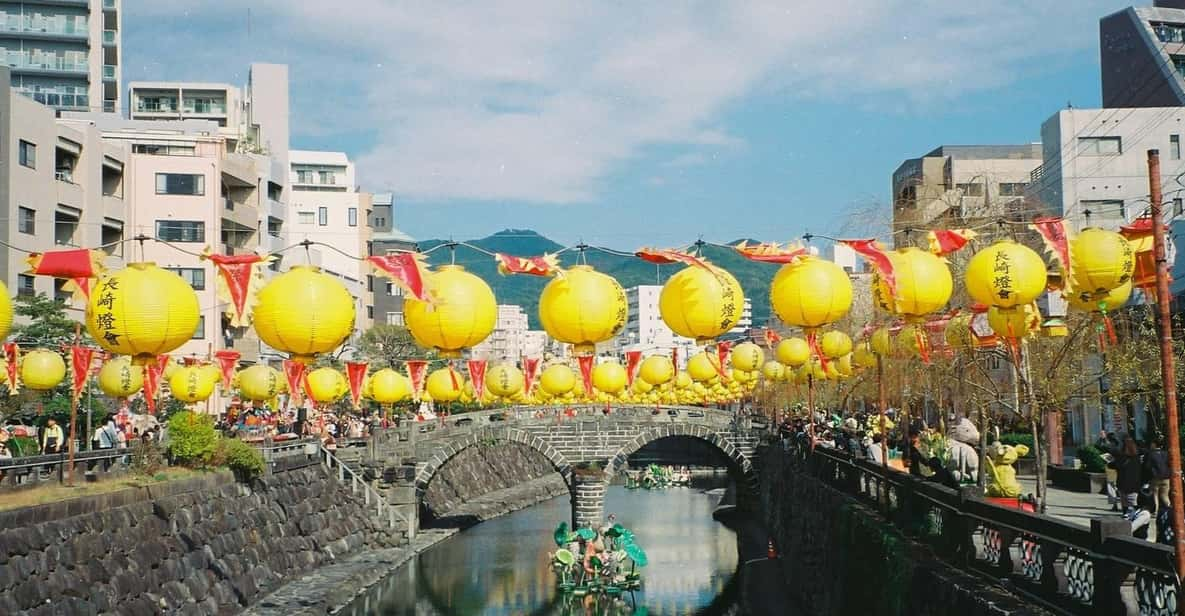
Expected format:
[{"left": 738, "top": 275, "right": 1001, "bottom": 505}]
[{"left": 570, "top": 473, "right": 606, "bottom": 529}]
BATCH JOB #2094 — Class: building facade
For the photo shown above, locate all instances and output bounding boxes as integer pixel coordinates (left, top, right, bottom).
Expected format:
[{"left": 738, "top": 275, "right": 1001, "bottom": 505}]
[
  {"left": 1101, "top": 1, "right": 1185, "bottom": 109},
  {"left": 0, "top": 0, "right": 120, "bottom": 113},
  {"left": 469, "top": 304, "right": 549, "bottom": 361}
]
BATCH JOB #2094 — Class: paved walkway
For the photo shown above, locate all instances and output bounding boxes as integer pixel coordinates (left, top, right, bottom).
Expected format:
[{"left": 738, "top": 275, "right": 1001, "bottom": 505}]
[{"left": 1017, "top": 476, "right": 1118, "bottom": 529}]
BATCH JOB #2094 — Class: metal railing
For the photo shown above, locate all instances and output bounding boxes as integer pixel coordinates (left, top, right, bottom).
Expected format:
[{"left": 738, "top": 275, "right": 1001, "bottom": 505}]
[
  {"left": 0, "top": 447, "right": 129, "bottom": 488},
  {"left": 319, "top": 443, "right": 414, "bottom": 540},
  {"left": 789, "top": 441, "right": 1177, "bottom": 616}
]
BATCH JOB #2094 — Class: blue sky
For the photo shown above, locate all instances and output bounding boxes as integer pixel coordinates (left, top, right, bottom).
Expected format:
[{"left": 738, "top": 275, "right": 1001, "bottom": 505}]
[{"left": 126, "top": 1, "right": 1128, "bottom": 248}]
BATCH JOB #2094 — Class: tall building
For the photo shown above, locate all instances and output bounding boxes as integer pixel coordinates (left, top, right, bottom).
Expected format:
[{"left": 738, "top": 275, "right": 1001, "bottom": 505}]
[
  {"left": 890, "top": 145, "right": 1042, "bottom": 246},
  {"left": 616, "top": 285, "right": 698, "bottom": 362},
  {"left": 469, "top": 304, "right": 549, "bottom": 361},
  {"left": 1100, "top": 1, "right": 1185, "bottom": 108},
  {"left": 368, "top": 193, "right": 416, "bottom": 326}
]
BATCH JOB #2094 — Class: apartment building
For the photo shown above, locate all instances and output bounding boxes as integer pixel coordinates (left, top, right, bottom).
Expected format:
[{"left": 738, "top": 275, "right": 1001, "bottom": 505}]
[
  {"left": 1101, "top": 1, "right": 1185, "bottom": 108},
  {"left": 368, "top": 192, "right": 416, "bottom": 326},
  {"left": 469, "top": 304, "right": 549, "bottom": 361},
  {"left": 0, "top": 0, "right": 119, "bottom": 113}
]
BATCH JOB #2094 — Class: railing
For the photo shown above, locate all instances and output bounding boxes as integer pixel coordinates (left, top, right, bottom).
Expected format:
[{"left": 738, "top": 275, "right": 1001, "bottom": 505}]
[
  {"left": 0, "top": 447, "right": 130, "bottom": 488},
  {"left": 102, "top": 64, "right": 115, "bottom": 80},
  {"left": 790, "top": 441, "right": 1178, "bottom": 616},
  {"left": 320, "top": 443, "right": 414, "bottom": 540},
  {"left": 0, "top": 22, "right": 88, "bottom": 38},
  {"left": 7, "top": 57, "right": 88, "bottom": 74},
  {"left": 102, "top": 29, "right": 116, "bottom": 45}
]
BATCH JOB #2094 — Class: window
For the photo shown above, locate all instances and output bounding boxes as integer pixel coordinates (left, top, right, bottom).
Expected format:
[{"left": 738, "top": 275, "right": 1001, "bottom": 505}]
[
  {"left": 955, "top": 182, "right": 984, "bottom": 196},
  {"left": 1173, "top": 135, "right": 1181, "bottom": 161},
  {"left": 998, "top": 182, "right": 1026, "bottom": 197},
  {"left": 155, "top": 173, "right": 205, "bottom": 195},
  {"left": 1080, "top": 199, "right": 1126, "bottom": 220},
  {"left": 155, "top": 220, "right": 205, "bottom": 242},
  {"left": 348, "top": 207, "right": 358, "bottom": 227},
  {"left": 318, "top": 207, "right": 328, "bottom": 226},
  {"left": 16, "top": 274, "right": 37, "bottom": 297},
  {"left": 296, "top": 170, "right": 313, "bottom": 184},
  {"left": 297, "top": 211, "right": 315, "bottom": 225},
  {"left": 387, "top": 312, "right": 405, "bottom": 326},
  {"left": 1176, "top": 198, "right": 1184, "bottom": 217},
  {"left": 367, "top": 306, "right": 374, "bottom": 319},
  {"left": 18, "top": 207, "right": 35, "bottom": 234},
  {"left": 319, "top": 170, "right": 333, "bottom": 185},
  {"left": 1078, "top": 136, "right": 1122, "bottom": 156},
  {"left": 192, "top": 316, "right": 205, "bottom": 340},
  {"left": 18, "top": 140, "right": 35, "bottom": 168},
  {"left": 374, "top": 217, "right": 386, "bottom": 228},
  {"left": 988, "top": 355, "right": 1001, "bottom": 370},
  {"left": 133, "top": 144, "right": 195, "bottom": 156},
  {"left": 166, "top": 267, "right": 206, "bottom": 290},
  {"left": 367, "top": 275, "right": 374, "bottom": 292}
]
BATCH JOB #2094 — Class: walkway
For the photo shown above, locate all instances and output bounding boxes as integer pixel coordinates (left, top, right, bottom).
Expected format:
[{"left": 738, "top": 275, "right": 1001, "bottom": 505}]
[{"left": 1019, "top": 476, "right": 1118, "bottom": 529}]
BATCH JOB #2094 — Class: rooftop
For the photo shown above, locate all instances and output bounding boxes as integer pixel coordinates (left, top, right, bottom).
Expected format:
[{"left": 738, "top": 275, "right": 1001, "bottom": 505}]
[
  {"left": 373, "top": 225, "right": 416, "bottom": 244},
  {"left": 922, "top": 144, "right": 1043, "bottom": 160},
  {"left": 129, "top": 81, "right": 237, "bottom": 92},
  {"left": 290, "top": 150, "right": 350, "bottom": 166}
]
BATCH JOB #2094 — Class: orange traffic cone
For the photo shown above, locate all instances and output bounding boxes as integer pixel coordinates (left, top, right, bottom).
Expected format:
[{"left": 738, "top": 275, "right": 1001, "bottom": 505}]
[{"left": 767, "top": 539, "right": 777, "bottom": 559}]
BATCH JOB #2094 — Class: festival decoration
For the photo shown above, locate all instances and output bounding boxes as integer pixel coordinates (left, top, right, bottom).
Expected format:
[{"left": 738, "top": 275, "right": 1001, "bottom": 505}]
[
  {"left": 213, "top": 349, "right": 240, "bottom": 390},
  {"left": 540, "top": 364, "right": 577, "bottom": 397},
  {"left": 873, "top": 247, "right": 952, "bottom": 318},
  {"left": 897, "top": 324, "right": 929, "bottom": 360},
  {"left": 69, "top": 345, "right": 94, "bottom": 400},
  {"left": 368, "top": 368, "right": 413, "bottom": 404},
  {"left": 367, "top": 253, "right": 429, "bottom": 301},
  {"left": 926, "top": 229, "right": 976, "bottom": 256},
  {"left": 1067, "top": 279, "right": 1132, "bottom": 313},
  {"left": 761, "top": 361, "right": 785, "bottom": 382},
  {"left": 425, "top": 367, "right": 464, "bottom": 402},
  {"left": 988, "top": 303, "right": 1042, "bottom": 341},
  {"left": 522, "top": 357, "right": 541, "bottom": 395},
  {"left": 1120, "top": 217, "right": 1158, "bottom": 290},
  {"left": 253, "top": 266, "right": 355, "bottom": 363},
  {"left": 236, "top": 365, "right": 284, "bottom": 402},
  {"left": 852, "top": 342, "right": 877, "bottom": 369},
  {"left": 964, "top": 240, "right": 1047, "bottom": 309},
  {"left": 405, "top": 360, "right": 429, "bottom": 401},
  {"left": 282, "top": 360, "right": 307, "bottom": 406},
  {"left": 870, "top": 327, "right": 893, "bottom": 357},
  {"left": 305, "top": 367, "right": 348, "bottom": 404},
  {"left": 3, "top": 343, "right": 17, "bottom": 394},
  {"left": 496, "top": 252, "right": 561, "bottom": 276},
  {"left": 21, "top": 349, "right": 66, "bottom": 391},
  {"left": 98, "top": 357, "right": 143, "bottom": 398},
  {"left": 819, "top": 331, "right": 852, "bottom": 359},
  {"left": 1031, "top": 217, "right": 1072, "bottom": 281},
  {"left": 25, "top": 248, "right": 104, "bottom": 302},
  {"left": 86, "top": 263, "right": 201, "bottom": 363},
  {"left": 659, "top": 264, "right": 745, "bottom": 343},
  {"left": 687, "top": 352, "right": 720, "bottom": 383},
  {"left": 1067, "top": 228, "right": 1134, "bottom": 302},
  {"left": 770, "top": 256, "right": 853, "bottom": 329},
  {"left": 539, "top": 266, "right": 627, "bottom": 355},
  {"left": 624, "top": 350, "right": 643, "bottom": 388},
  {"left": 730, "top": 342, "right": 764, "bottom": 373},
  {"left": 467, "top": 358, "right": 490, "bottom": 400},
  {"left": 775, "top": 338, "right": 810, "bottom": 367},
  {"left": 732, "top": 241, "right": 808, "bottom": 263},
  {"left": 169, "top": 365, "right": 219, "bottom": 403},
  {"left": 638, "top": 356, "right": 674, "bottom": 386},
  {"left": 346, "top": 362, "right": 368, "bottom": 409},
  {"left": 142, "top": 356, "right": 167, "bottom": 414},
  {"left": 635, "top": 248, "right": 708, "bottom": 268},
  {"left": 486, "top": 363, "right": 525, "bottom": 398},
  {"left": 840, "top": 239, "right": 896, "bottom": 297},
  {"left": 405, "top": 265, "right": 497, "bottom": 357},
  {"left": 201, "top": 251, "right": 272, "bottom": 326},
  {"left": 592, "top": 360, "right": 628, "bottom": 395},
  {"left": 944, "top": 315, "right": 974, "bottom": 350}
]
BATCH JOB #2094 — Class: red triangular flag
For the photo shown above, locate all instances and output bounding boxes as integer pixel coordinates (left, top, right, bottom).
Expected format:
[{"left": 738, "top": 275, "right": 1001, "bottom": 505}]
[
  {"left": 715, "top": 342, "right": 732, "bottom": 379},
  {"left": 143, "top": 358, "right": 165, "bottom": 414},
  {"left": 214, "top": 349, "right": 241, "bottom": 390},
  {"left": 204, "top": 253, "right": 267, "bottom": 326},
  {"left": 624, "top": 351, "right": 642, "bottom": 388},
  {"left": 577, "top": 355, "right": 595, "bottom": 397},
  {"left": 406, "top": 360, "right": 429, "bottom": 401},
  {"left": 346, "top": 361, "right": 368, "bottom": 409},
  {"left": 671, "top": 347, "right": 679, "bottom": 371},
  {"left": 841, "top": 239, "right": 896, "bottom": 299},
  {"left": 467, "top": 359, "right": 488, "bottom": 400},
  {"left": 1031, "top": 217, "right": 1072, "bottom": 282},
  {"left": 495, "top": 253, "right": 561, "bottom": 276},
  {"left": 3, "top": 343, "right": 18, "bottom": 394},
  {"left": 70, "top": 345, "right": 95, "bottom": 402},
  {"left": 367, "top": 254, "right": 429, "bottom": 301},
  {"left": 283, "top": 360, "right": 307, "bottom": 407},
  {"left": 634, "top": 248, "right": 710, "bottom": 269},
  {"left": 522, "top": 357, "right": 541, "bottom": 394}
]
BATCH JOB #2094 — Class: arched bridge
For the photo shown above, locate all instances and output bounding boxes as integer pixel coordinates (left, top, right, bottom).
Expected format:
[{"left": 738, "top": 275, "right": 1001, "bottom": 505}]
[{"left": 399, "top": 405, "right": 765, "bottom": 529}]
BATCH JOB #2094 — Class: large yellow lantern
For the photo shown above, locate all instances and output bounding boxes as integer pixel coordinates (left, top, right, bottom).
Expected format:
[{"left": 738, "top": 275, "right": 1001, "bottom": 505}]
[
  {"left": 539, "top": 266, "right": 627, "bottom": 354},
  {"left": 404, "top": 265, "right": 497, "bottom": 357},
  {"left": 659, "top": 265, "right": 745, "bottom": 343},
  {"left": 761, "top": 361, "right": 785, "bottom": 382},
  {"left": 98, "top": 358, "right": 143, "bottom": 398},
  {"left": 873, "top": 247, "right": 952, "bottom": 317},
  {"left": 86, "top": 263, "right": 201, "bottom": 362},
  {"left": 1069, "top": 228, "right": 1134, "bottom": 301},
  {"left": 776, "top": 338, "right": 810, "bottom": 367},
  {"left": 964, "top": 240, "right": 1047, "bottom": 308},
  {"left": 639, "top": 356, "right": 674, "bottom": 386},
  {"left": 770, "top": 256, "right": 852, "bottom": 329},
  {"left": 687, "top": 352, "right": 721, "bottom": 382},
  {"left": 253, "top": 266, "right": 355, "bottom": 363},
  {"left": 820, "top": 331, "right": 852, "bottom": 359},
  {"left": 169, "top": 365, "right": 218, "bottom": 403},
  {"left": 592, "top": 361, "right": 627, "bottom": 395},
  {"left": 540, "top": 364, "right": 577, "bottom": 397},
  {"left": 236, "top": 365, "right": 284, "bottom": 402},
  {"left": 944, "top": 316, "right": 974, "bottom": 350},
  {"left": 730, "top": 342, "right": 764, "bottom": 373},
  {"left": 1067, "top": 279, "right": 1132, "bottom": 313},
  {"left": 426, "top": 367, "right": 463, "bottom": 402},
  {"left": 305, "top": 367, "right": 348, "bottom": 404},
  {"left": 21, "top": 349, "right": 66, "bottom": 391},
  {"left": 870, "top": 327, "right": 892, "bottom": 357},
  {"left": 988, "top": 303, "right": 1041, "bottom": 340},
  {"left": 485, "top": 363, "right": 524, "bottom": 398}
]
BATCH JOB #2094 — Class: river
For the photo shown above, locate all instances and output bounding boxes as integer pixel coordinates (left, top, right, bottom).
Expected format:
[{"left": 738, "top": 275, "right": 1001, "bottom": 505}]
[{"left": 342, "top": 483, "right": 741, "bottom": 615}]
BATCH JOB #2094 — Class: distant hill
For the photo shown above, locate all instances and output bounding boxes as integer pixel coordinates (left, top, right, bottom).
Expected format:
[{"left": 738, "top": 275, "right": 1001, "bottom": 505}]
[{"left": 419, "top": 230, "right": 781, "bottom": 328}]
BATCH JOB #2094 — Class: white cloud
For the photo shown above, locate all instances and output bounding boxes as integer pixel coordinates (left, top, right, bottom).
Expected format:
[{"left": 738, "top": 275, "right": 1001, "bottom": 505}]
[{"left": 126, "top": 0, "right": 1123, "bottom": 203}]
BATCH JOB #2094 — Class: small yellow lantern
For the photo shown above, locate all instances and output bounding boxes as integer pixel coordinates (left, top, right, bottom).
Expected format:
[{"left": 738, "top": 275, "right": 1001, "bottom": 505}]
[
  {"left": 0, "top": 281, "right": 13, "bottom": 342},
  {"left": 253, "top": 266, "right": 356, "bottom": 363},
  {"left": 836, "top": 354, "right": 854, "bottom": 377},
  {"left": 592, "top": 360, "right": 627, "bottom": 395},
  {"left": 852, "top": 342, "right": 877, "bottom": 369},
  {"left": 639, "top": 356, "right": 674, "bottom": 386},
  {"left": 873, "top": 247, "right": 952, "bottom": 317},
  {"left": 897, "top": 324, "right": 929, "bottom": 358},
  {"left": 687, "top": 352, "right": 721, "bottom": 382},
  {"left": 1067, "top": 279, "right": 1132, "bottom": 313},
  {"left": 21, "top": 349, "right": 66, "bottom": 391},
  {"left": 485, "top": 363, "right": 525, "bottom": 399},
  {"left": 659, "top": 265, "right": 745, "bottom": 343},
  {"left": 730, "top": 342, "right": 764, "bottom": 373},
  {"left": 86, "top": 263, "right": 201, "bottom": 363},
  {"left": 944, "top": 315, "right": 974, "bottom": 350},
  {"left": 988, "top": 304, "right": 1042, "bottom": 340},
  {"left": 770, "top": 256, "right": 853, "bottom": 329},
  {"left": 1069, "top": 228, "right": 1134, "bottom": 301},
  {"left": 169, "top": 365, "right": 219, "bottom": 403},
  {"left": 540, "top": 364, "right": 577, "bottom": 397},
  {"left": 538, "top": 266, "right": 627, "bottom": 355},
  {"left": 964, "top": 240, "right": 1047, "bottom": 309},
  {"left": 761, "top": 361, "right": 785, "bottom": 382},
  {"left": 820, "top": 331, "right": 852, "bottom": 359},
  {"left": 304, "top": 367, "right": 348, "bottom": 404},
  {"left": 631, "top": 376, "right": 654, "bottom": 395},
  {"left": 98, "top": 357, "right": 143, "bottom": 398},
  {"left": 775, "top": 338, "right": 810, "bottom": 367},
  {"left": 404, "top": 265, "right": 497, "bottom": 358},
  {"left": 425, "top": 367, "right": 464, "bottom": 402},
  {"left": 236, "top": 365, "right": 283, "bottom": 402},
  {"left": 870, "top": 327, "right": 892, "bottom": 357},
  {"left": 675, "top": 371, "right": 693, "bottom": 389}
]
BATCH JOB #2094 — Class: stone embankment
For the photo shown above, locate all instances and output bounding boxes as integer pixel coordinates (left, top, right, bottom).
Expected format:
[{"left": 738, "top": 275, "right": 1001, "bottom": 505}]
[{"left": 420, "top": 440, "right": 564, "bottom": 520}]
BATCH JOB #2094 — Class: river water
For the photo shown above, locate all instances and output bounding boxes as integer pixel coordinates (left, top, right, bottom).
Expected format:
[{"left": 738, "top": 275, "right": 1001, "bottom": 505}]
[{"left": 342, "top": 484, "right": 740, "bottom": 615}]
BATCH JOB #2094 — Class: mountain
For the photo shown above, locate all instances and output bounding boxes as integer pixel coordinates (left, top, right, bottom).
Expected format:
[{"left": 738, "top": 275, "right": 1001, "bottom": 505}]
[{"left": 419, "top": 230, "right": 780, "bottom": 328}]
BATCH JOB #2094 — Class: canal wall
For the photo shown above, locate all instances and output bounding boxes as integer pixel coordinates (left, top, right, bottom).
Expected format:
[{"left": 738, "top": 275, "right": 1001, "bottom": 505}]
[
  {"left": 0, "top": 466, "right": 400, "bottom": 616},
  {"left": 759, "top": 446, "right": 1051, "bottom": 616},
  {"left": 421, "top": 440, "right": 563, "bottom": 519}
]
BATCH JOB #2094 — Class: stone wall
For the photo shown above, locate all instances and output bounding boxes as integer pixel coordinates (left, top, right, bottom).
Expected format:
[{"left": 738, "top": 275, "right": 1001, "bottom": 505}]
[
  {"left": 0, "top": 466, "right": 400, "bottom": 615},
  {"left": 421, "top": 440, "right": 559, "bottom": 518},
  {"left": 759, "top": 447, "right": 1051, "bottom": 616}
]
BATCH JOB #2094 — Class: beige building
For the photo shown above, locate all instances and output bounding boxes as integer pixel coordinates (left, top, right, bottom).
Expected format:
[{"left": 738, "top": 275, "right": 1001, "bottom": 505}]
[{"left": 470, "top": 304, "right": 549, "bottom": 361}]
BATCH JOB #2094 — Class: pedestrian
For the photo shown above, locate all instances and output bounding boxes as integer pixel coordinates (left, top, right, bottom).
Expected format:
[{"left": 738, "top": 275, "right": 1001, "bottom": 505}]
[
  {"left": 1113, "top": 436, "right": 1143, "bottom": 514},
  {"left": 40, "top": 419, "right": 63, "bottom": 455},
  {"left": 1143, "top": 437, "right": 1171, "bottom": 513},
  {"left": 97, "top": 418, "right": 119, "bottom": 450}
]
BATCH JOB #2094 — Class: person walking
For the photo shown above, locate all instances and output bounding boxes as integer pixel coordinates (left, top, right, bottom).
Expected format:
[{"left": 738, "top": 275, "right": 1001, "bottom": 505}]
[
  {"left": 1112, "top": 436, "right": 1143, "bottom": 514},
  {"left": 96, "top": 418, "right": 118, "bottom": 450},
  {"left": 40, "top": 419, "right": 63, "bottom": 455},
  {"left": 1097, "top": 430, "right": 1122, "bottom": 511}
]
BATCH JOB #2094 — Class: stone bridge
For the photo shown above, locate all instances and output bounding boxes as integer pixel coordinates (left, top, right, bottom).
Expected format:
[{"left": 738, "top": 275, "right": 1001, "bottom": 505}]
[{"left": 349, "top": 405, "right": 765, "bottom": 530}]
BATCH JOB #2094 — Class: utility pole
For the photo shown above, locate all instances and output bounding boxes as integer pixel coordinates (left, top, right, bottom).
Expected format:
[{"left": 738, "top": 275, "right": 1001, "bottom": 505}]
[{"left": 1148, "top": 149, "right": 1185, "bottom": 607}]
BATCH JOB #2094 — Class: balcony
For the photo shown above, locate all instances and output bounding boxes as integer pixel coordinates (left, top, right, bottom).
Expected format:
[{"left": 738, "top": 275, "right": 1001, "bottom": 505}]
[
  {"left": 134, "top": 102, "right": 177, "bottom": 114},
  {"left": 103, "top": 0, "right": 117, "bottom": 10},
  {"left": 182, "top": 101, "right": 227, "bottom": 115},
  {"left": 7, "top": 57, "right": 88, "bottom": 76},
  {"left": 102, "top": 29, "right": 116, "bottom": 46},
  {"left": 0, "top": 22, "right": 89, "bottom": 41},
  {"left": 102, "top": 64, "right": 115, "bottom": 81}
]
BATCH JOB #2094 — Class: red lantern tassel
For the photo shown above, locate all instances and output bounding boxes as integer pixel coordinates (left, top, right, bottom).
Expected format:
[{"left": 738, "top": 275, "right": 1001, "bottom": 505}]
[
  {"left": 915, "top": 328, "right": 931, "bottom": 365},
  {"left": 1103, "top": 313, "right": 1118, "bottom": 345}
]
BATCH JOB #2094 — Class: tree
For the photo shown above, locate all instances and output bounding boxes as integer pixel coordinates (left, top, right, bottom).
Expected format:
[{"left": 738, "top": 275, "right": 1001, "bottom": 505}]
[
  {"left": 11, "top": 293, "right": 87, "bottom": 347},
  {"left": 357, "top": 324, "right": 429, "bottom": 368}
]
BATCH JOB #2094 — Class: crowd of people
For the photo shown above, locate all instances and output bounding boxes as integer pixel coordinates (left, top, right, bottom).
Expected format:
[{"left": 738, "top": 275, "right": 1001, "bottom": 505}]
[{"left": 1095, "top": 430, "right": 1174, "bottom": 543}]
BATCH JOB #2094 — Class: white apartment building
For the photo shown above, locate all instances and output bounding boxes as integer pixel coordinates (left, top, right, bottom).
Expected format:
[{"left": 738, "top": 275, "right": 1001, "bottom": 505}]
[
  {"left": 470, "top": 304, "right": 549, "bottom": 361},
  {"left": 616, "top": 285, "right": 699, "bottom": 364}
]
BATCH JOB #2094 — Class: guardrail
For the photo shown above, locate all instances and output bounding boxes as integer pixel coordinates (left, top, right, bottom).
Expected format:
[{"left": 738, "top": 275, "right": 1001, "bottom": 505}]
[
  {"left": 791, "top": 441, "right": 1177, "bottom": 616},
  {"left": 0, "top": 447, "right": 129, "bottom": 488},
  {"left": 319, "top": 444, "right": 414, "bottom": 540}
]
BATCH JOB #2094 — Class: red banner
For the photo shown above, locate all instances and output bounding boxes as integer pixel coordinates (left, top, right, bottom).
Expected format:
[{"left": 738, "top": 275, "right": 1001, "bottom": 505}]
[
  {"left": 715, "top": 341, "right": 732, "bottom": 379},
  {"left": 671, "top": 347, "right": 679, "bottom": 370},
  {"left": 213, "top": 349, "right": 240, "bottom": 390},
  {"left": 806, "top": 331, "right": 829, "bottom": 372},
  {"left": 143, "top": 355, "right": 169, "bottom": 414},
  {"left": 762, "top": 328, "right": 781, "bottom": 349},
  {"left": 1121, "top": 217, "right": 1159, "bottom": 289},
  {"left": 283, "top": 360, "right": 307, "bottom": 407},
  {"left": 70, "top": 345, "right": 94, "bottom": 402},
  {"left": 346, "top": 361, "right": 368, "bottom": 409},
  {"left": 467, "top": 359, "right": 488, "bottom": 400},
  {"left": 914, "top": 327, "right": 931, "bottom": 365},
  {"left": 496, "top": 253, "right": 561, "bottom": 276},
  {"left": 634, "top": 248, "right": 709, "bottom": 269},
  {"left": 927, "top": 229, "right": 977, "bottom": 256},
  {"left": 1031, "top": 217, "right": 1071, "bottom": 282},
  {"left": 204, "top": 253, "right": 267, "bottom": 327},
  {"left": 733, "top": 241, "right": 808, "bottom": 264},
  {"left": 3, "top": 343, "right": 17, "bottom": 394},
  {"left": 406, "top": 360, "right": 429, "bottom": 401},
  {"left": 26, "top": 248, "right": 103, "bottom": 278},
  {"left": 367, "top": 253, "right": 429, "bottom": 301},
  {"left": 522, "top": 357, "right": 541, "bottom": 394},
  {"left": 577, "top": 355, "right": 595, "bottom": 397},
  {"left": 841, "top": 239, "right": 896, "bottom": 299},
  {"left": 624, "top": 351, "right": 642, "bottom": 388}
]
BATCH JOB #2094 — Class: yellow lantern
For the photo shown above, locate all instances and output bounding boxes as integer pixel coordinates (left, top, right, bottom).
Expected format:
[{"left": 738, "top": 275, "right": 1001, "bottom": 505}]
[
  {"left": 770, "top": 256, "right": 853, "bottom": 329},
  {"left": 820, "top": 331, "right": 852, "bottom": 359},
  {"left": 86, "top": 263, "right": 201, "bottom": 363},
  {"left": 639, "top": 356, "right": 674, "bottom": 386},
  {"left": 253, "top": 266, "right": 355, "bottom": 363},
  {"left": 1069, "top": 228, "right": 1134, "bottom": 301},
  {"left": 944, "top": 316, "right": 974, "bottom": 350},
  {"left": 964, "top": 240, "right": 1047, "bottom": 308},
  {"left": 776, "top": 338, "right": 810, "bottom": 367},
  {"left": 852, "top": 342, "right": 877, "bottom": 369},
  {"left": 897, "top": 324, "right": 930, "bottom": 358},
  {"left": 631, "top": 377, "right": 654, "bottom": 394},
  {"left": 97, "top": 358, "right": 143, "bottom": 398},
  {"left": 367, "top": 368, "right": 412, "bottom": 404},
  {"left": 540, "top": 364, "right": 577, "bottom": 397},
  {"left": 539, "top": 266, "right": 627, "bottom": 355},
  {"left": 404, "top": 265, "right": 497, "bottom": 358},
  {"left": 592, "top": 360, "right": 628, "bottom": 395},
  {"left": 21, "top": 349, "right": 66, "bottom": 391},
  {"left": 659, "top": 265, "right": 745, "bottom": 343},
  {"left": 169, "top": 365, "right": 218, "bottom": 403},
  {"left": 675, "top": 371, "right": 693, "bottom": 389},
  {"left": 425, "top": 367, "right": 464, "bottom": 402},
  {"left": 0, "top": 281, "right": 12, "bottom": 342},
  {"left": 761, "top": 361, "right": 785, "bottom": 382},
  {"left": 1067, "top": 279, "right": 1132, "bottom": 313},
  {"left": 304, "top": 367, "right": 347, "bottom": 404},
  {"left": 873, "top": 247, "right": 952, "bottom": 317},
  {"left": 836, "top": 354, "right": 854, "bottom": 376},
  {"left": 485, "top": 363, "right": 525, "bottom": 398},
  {"left": 988, "top": 304, "right": 1041, "bottom": 340},
  {"left": 730, "top": 342, "right": 764, "bottom": 373},
  {"left": 687, "top": 352, "right": 721, "bottom": 382},
  {"left": 870, "top": 327, "right": 892, "bottom": 357},
  {"left": 237, "top": 365, "right": 283, "bottom": 402}
]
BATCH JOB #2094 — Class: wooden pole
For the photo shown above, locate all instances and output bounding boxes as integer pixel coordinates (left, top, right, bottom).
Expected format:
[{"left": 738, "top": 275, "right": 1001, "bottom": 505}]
[
  {"left": 1147, "top": 149, "right": 1185, "bottom": 605},
  {"left": 807, "top": 373, "right": 815, "bottom": 443},
  {"left": 66, "top": 323, "right": 80, "bottom": 486},
  {"left": 877, "top": 354, "right": 889, "bottom": 510}
]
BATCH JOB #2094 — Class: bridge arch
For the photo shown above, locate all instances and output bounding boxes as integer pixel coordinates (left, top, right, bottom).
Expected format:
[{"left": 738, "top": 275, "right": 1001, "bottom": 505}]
[
  {"left": 413, "top": 426, "right": 574, "bottom": 503},
  {"left": 605, "top": 424, "right": 759, "bottom": 498}
]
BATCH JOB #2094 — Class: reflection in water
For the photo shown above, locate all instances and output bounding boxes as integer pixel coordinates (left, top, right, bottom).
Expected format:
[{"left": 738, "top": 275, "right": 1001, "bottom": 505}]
[{"left": 343, "top": 485, "right": 738, "bottom": 615}]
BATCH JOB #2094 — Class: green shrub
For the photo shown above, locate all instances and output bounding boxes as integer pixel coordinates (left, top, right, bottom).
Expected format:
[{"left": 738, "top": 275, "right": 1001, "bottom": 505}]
[
  {"left": 7, "top": 436, "right": 38, "bottom": 456},
  {"left": 1077, "top": 444, "right": 1108, "bottom": 473},
  {"left": 999, "top": 433, "right": 1035, "bottom": 454},
  {"left": 166, "top": 411, "right": 218, "bottom": 466},
  {"left": 130, "top": 440, "right": 165, "bottom": 476},
  {"left": 211, "top": 438, "right": 266, "bottom": 481}
]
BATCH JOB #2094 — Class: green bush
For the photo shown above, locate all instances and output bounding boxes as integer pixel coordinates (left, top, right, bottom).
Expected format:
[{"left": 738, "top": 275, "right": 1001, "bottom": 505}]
[
  {"left": 1077, "top": 444, "right": 1108, "bottom": 473},
  {"left": 211, "top": 439, "right": 265, "bottom": 481},
  {"left": 166, "top": 411, "right": 218, "bottom": 466},
  {"left": 999, "top": 433, "right": 1035, "bottom": 454},
  {"left": 7, "top": 436, "right": 38, "bottom": 456}
]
